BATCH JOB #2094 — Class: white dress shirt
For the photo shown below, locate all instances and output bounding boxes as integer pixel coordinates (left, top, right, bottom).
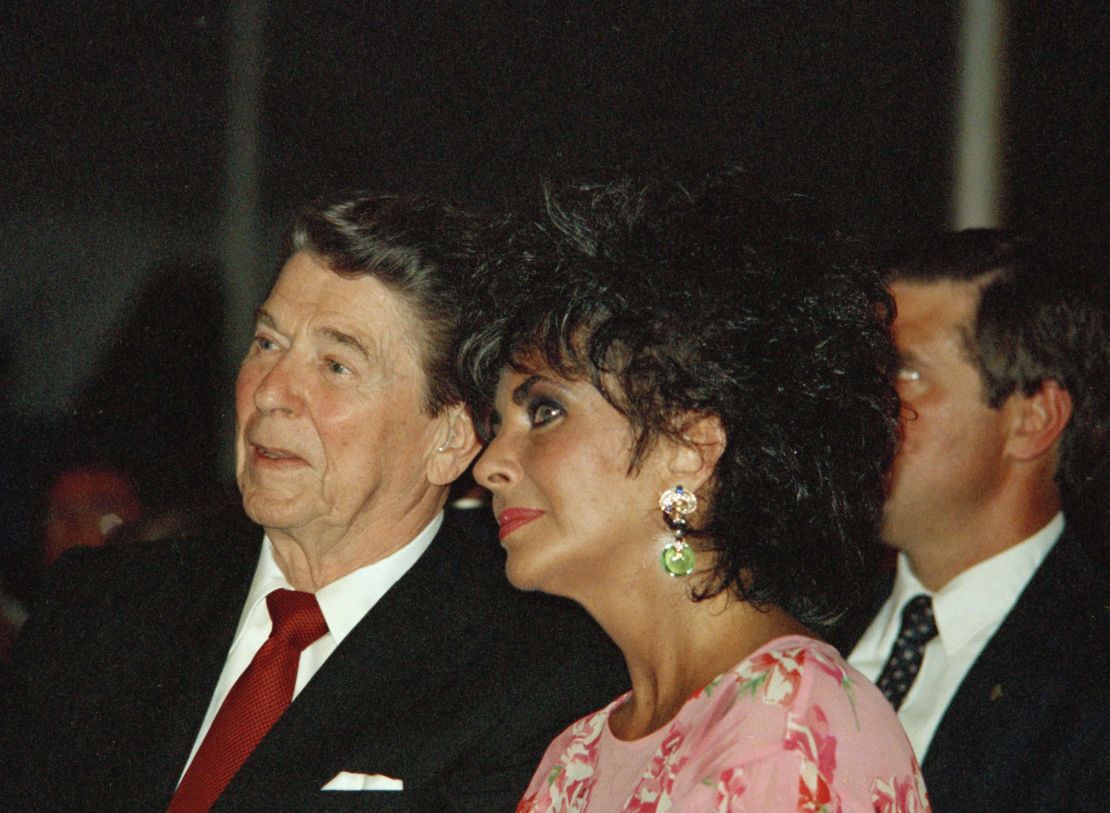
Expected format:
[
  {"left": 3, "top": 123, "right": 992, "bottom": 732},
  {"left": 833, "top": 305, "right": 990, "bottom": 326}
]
[
  {"left": 848, "top": 512, "right": 1063, "bottom": 761},
  {"left": 178, "top": 512, "right": 443, "bottom": 781}
]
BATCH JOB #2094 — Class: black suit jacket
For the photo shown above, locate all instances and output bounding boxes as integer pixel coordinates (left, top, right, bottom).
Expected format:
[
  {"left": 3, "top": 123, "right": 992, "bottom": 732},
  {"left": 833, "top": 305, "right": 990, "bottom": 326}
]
[
  {"left": 0, "top": 508, "right": 628, "bottom": 812},
  {"left": 830, "top": 526, "right": 1110, "bottom": 812}
]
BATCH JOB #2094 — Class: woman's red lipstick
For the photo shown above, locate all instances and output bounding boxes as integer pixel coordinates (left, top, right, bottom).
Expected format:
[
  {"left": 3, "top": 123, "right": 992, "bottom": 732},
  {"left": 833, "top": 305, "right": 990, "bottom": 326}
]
[{"left": 497, "top": 508, "right": 545, "bottom": 541}]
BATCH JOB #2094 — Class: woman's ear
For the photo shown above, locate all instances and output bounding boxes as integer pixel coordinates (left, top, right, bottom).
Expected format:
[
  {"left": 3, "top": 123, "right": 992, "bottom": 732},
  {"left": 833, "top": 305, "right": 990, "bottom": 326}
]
[
  {"left": 427, "top": 404, "right": 482, "bottom": 486},
  {"left": 666, "top": 413, "right": 727, "bottom": 494},
  {"left": 1004, "top": 379, "right": 1072, "bottom": 462}
]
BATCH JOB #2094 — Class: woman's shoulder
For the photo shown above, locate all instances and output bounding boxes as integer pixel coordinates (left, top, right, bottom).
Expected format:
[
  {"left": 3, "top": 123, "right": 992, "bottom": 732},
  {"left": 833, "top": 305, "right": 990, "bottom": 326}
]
[
  {"left": 675, "top": 635, "right": 928, "bottom": 811},
  {"left": 694, "top": 635, "right": 856, "bottom": 714},
  {"left": 526, "top": 692, "right": 630, "bottom": 770},
  {"left": 732, "top": 634, "right": 912, "bottom": 738},
  {"left": 677, "top": 634, "right": 918, "bottom": 769},
  {"left": 515, "top": 692, "right": 631, "bottom": 811},
  {"left": 700, "top": 635, "right": 912, "bottom": 734}
]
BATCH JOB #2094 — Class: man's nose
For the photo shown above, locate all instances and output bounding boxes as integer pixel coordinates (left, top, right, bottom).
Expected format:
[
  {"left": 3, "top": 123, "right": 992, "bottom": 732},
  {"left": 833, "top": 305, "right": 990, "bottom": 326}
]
[{"left": 253, "top": 355, "right": 305, "bottom": 414}]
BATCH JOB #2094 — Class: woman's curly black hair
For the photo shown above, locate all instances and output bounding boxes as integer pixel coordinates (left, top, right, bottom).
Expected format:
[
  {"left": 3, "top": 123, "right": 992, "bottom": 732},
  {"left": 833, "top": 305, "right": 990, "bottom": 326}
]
[{"left": 460, "top": 170, "right": 900, "bottom": 626}]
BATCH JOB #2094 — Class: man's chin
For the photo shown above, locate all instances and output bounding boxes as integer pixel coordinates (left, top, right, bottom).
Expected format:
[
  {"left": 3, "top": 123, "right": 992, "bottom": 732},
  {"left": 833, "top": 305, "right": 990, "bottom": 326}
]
[
  {"left": 879, "top": 511, "right": 915, "bottom": 555},
  {"left": 240, "top": 489, "right": 311, "bottom": 532}
]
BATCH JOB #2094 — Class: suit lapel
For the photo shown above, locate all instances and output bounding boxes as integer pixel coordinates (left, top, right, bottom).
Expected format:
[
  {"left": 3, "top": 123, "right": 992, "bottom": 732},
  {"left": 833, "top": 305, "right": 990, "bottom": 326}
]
[
  {"left": 214, "top": 518, "right": 498, "bottom": 807},
  {"left": 921, "top": 527, "right": 1094, "bottom": 807}
]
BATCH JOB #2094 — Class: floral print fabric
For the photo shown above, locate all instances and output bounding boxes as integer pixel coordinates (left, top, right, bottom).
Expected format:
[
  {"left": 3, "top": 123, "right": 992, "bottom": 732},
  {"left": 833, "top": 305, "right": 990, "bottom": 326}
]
[{"left": 517, "top": 636, "right": 929, "bottom": 812}]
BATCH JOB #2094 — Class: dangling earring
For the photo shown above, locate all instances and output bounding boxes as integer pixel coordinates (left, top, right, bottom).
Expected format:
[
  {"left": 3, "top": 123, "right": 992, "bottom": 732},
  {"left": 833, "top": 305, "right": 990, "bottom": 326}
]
[{"left": 659, "top": 485, "right": 697, "bottom": 577}]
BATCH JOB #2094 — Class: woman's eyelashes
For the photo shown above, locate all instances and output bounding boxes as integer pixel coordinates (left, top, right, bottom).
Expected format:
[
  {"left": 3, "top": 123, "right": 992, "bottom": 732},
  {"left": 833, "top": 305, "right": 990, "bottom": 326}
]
[
  {"left": 485, "top": 390, "right": 565, "bottom": 437},
  {"left": 527, "top": 396, "right": 565, "bottom": 428}
]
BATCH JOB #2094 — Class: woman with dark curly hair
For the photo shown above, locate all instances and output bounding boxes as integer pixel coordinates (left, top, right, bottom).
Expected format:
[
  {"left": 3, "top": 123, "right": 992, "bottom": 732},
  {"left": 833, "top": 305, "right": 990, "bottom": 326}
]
[{"left": 462, "top": 172, "right": 930, "bottom": 812}]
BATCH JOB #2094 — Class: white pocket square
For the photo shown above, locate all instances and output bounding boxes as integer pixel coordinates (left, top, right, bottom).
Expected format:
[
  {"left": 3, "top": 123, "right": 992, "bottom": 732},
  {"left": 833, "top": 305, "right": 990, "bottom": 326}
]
[{"left": 321, "top": 771, "right": 404, "bottom": 791}]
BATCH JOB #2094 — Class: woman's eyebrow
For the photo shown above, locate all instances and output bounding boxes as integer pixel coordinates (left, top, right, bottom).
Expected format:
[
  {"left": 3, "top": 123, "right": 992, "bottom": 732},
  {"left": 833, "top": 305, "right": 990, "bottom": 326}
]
[{"left": 511, "top": 374, "right": 544, "bottom": 406}]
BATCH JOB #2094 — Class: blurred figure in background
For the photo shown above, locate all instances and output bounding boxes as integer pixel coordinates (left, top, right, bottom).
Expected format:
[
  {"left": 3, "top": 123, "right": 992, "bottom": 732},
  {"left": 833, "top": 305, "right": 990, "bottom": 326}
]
[
  {"left": 2, "top": 464, "right": 140, "bottom": 671},
  {"left": 1, "top": 259, "right": 225, "bottom": 613},
  {"left": 834, "top": 230, "right": 1110, "bottom": 812},
  {"left": 42, "top": 465, "right": 142, "bottom": 567}
]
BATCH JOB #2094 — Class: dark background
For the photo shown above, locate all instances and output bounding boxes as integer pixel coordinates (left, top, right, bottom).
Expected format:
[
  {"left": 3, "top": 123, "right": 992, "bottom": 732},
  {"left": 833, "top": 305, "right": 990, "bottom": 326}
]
[
  {"left": 6, "top": 4, "right": 1105, "bottom": 235},
  {"left": 0, "top": 2, "right": 1105, "bottom": 589}
]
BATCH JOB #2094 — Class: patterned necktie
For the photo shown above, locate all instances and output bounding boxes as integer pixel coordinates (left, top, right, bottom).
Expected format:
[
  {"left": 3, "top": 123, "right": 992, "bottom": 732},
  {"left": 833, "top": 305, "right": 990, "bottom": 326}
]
[
  {"left": 875, "top": 593, "right": 938, "bottom": 711},
  {"left": 167, "top": 589, "right": 328, "bottom": 813}
]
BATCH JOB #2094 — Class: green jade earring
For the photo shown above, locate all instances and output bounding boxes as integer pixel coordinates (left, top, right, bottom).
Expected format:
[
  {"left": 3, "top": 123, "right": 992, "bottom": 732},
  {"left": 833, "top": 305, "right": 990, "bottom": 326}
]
[{"left": 659, "top": 485, "right": 697, "bottom": 577}]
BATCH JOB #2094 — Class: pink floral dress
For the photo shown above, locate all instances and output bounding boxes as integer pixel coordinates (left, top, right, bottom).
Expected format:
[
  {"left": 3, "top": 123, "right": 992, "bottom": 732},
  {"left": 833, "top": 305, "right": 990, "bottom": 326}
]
[{"left": 516, "top": 636, "right": 929, "bottom": 812}]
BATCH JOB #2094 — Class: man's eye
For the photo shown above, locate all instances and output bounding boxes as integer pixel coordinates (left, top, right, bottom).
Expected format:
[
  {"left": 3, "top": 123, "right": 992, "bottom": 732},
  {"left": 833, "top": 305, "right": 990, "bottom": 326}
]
[
  {"left": 255, "top": 336, "right": 278, "bottom": 352},
  {"left": 529, "top": 399, "right": 564, "bottom": 427},
  {"left": 327, "top": 359, "right": 352, "bottom": 375},
  {"left": 896, "top": 367, "right": 921, "bottom": 383}
]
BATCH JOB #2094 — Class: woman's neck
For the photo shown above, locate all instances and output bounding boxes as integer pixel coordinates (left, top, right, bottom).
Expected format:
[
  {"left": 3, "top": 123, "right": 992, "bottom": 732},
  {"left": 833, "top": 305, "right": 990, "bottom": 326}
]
[{"left": 592, "top": 584, "right": 809, "bottom": 741}]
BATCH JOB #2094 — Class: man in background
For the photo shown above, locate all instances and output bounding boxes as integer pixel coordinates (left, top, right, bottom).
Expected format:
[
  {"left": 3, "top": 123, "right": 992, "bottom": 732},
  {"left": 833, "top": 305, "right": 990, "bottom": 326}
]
[{"left": 837, "top": 229, "right": 1109, "bottom": 811}]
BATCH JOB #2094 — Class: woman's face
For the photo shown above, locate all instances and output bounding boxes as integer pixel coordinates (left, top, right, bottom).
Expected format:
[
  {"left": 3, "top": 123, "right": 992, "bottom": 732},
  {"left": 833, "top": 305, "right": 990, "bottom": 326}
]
[{"left": 473, "top": 366, "right": 673, "bottom": 600}]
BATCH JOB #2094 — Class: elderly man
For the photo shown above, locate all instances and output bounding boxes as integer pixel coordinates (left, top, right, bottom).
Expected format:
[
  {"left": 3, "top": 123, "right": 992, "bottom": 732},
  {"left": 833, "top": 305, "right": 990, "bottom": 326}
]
[
  {"left": 0, "top": 194, "right": 625, "bottom": 812},
  {"left": 835, "top": 230, "right": 1110, "bottom": 811}
]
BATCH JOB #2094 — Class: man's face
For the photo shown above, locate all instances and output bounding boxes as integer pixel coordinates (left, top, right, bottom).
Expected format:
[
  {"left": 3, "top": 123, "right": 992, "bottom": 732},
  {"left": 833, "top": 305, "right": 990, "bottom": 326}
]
[
  {"left": 882, "top": 280, "right": 1013, "bottom": 557},
  {"left": 235, "top": 252, "right": 444, "bottom": 541}
]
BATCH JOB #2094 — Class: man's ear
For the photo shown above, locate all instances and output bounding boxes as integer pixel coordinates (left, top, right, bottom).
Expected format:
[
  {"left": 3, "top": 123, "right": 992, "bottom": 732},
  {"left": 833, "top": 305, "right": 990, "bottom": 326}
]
[
  {"left": 666, "top": 413, "right": 727, "bottom": 495},
  {"left": 427, "top": 404, "right": 482, "bottom": 486},
  {"left": 1004, "top": 379, "right": 1072, "bottom": 462}
]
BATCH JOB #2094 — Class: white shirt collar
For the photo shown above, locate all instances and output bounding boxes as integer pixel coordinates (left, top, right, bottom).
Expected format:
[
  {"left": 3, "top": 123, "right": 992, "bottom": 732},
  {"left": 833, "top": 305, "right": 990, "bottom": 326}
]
[
  {"left": 889, "top": 512, "right": 1064, "bottom": 655},
  {"left": 233, "top": 511, "right": 444, "bottom": 647}
]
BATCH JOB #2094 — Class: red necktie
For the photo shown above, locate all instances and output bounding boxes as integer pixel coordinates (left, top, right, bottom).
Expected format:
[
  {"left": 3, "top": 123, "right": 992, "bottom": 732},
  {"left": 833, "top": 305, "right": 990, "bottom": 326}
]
[{"left": 167, "top": 589, "right": 328, "bottom": 813}]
